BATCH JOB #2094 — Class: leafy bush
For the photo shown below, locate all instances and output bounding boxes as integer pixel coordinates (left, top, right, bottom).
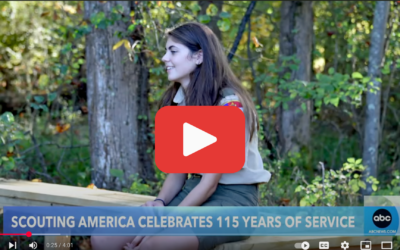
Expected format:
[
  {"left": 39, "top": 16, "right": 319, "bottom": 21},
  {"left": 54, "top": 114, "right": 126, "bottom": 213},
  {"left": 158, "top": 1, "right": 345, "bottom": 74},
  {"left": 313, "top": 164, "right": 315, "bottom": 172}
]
[{"left": 258, "top": 155, "right": 381, "bottom": 207}]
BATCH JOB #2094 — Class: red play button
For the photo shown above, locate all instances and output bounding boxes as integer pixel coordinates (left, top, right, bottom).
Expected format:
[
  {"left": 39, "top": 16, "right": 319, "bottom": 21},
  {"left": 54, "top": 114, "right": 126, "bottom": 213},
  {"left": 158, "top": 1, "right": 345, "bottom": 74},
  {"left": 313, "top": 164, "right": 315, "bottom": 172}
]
[{"left": 155, "top": 106, "right": 245, "bottom": 173}]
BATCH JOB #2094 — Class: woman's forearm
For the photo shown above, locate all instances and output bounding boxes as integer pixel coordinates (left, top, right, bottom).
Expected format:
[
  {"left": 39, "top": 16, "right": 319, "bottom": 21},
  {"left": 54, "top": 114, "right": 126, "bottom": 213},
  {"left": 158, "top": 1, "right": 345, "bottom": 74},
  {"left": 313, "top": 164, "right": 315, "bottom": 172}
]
[
  {"left": 178, "top": 174, "right": 222, "bottom": 206},
  {"left": 178, "top": 183, "right": 215, "bottom": 206},
  {"left": 157, "top": 173, "right": 187, "bottom": 205}
]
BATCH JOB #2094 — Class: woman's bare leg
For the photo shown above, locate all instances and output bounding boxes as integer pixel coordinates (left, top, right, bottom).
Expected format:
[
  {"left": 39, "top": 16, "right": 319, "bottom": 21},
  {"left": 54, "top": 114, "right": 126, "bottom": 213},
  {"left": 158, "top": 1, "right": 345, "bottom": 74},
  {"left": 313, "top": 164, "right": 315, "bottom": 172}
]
[{"left": 90, "top": 235, "right": 136, "bottom": 250}]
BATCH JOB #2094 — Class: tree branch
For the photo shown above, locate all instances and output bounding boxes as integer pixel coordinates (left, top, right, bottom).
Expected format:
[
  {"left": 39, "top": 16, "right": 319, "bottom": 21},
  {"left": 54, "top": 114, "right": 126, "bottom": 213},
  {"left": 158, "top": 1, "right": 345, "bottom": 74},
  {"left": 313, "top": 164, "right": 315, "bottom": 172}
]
[
  {"left": 319, "top": 162, "right": 326, "bottom": 206},
  {"left": 30, "top": 134, "right": 47, "bottom": 174},
  {"left": 21, "top": 142, "right": 89, "bottom": 155},
  {"left": 31, "top": 169, "right": 57, "bottom": 183},
  {"left": 227, "top": 1, "right": 257, "bottom": 63},
  {"left": 56, "top": 149, "right": 73, "bottom": 185}
]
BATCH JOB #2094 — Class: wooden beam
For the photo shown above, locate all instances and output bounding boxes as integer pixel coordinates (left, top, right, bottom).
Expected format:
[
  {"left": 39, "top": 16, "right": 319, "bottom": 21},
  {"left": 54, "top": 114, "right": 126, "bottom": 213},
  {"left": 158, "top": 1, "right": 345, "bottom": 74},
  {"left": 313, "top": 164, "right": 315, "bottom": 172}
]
[
  {"left": 0, "top": 178, "right": 155, "bottom": 208},
  {"left": 0, "top": 196, "right": 57, "bottom": 206},
  {"left": 0, "top": 178, "right": 156, "bottom": 250}
]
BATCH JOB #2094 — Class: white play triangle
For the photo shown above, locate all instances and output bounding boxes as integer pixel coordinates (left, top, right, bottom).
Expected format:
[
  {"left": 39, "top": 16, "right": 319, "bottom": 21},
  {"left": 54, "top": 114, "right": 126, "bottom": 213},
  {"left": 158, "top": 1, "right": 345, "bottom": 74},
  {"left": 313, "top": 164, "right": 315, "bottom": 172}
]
[{"left": 183, "top": 122, "right": 217, "bottom": 156}]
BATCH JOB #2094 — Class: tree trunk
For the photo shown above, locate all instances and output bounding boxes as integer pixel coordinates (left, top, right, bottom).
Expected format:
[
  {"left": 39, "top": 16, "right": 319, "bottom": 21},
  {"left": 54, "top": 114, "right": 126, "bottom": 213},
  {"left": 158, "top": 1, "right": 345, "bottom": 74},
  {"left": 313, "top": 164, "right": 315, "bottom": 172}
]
[
  {"left": 131, "top": 1, "right": 157, "bottom": 182},
  {"left": 85, "top": 1, "right": 140, "bottom": 191},
  {"left": 277, "top": 1, "right": 313, "bottom": 155},
  {"left": 199, "top": 1, "right": 223, "bottom": 41},
  {"left": 362, "top": 1, "right": 390, "bottom": 195}
]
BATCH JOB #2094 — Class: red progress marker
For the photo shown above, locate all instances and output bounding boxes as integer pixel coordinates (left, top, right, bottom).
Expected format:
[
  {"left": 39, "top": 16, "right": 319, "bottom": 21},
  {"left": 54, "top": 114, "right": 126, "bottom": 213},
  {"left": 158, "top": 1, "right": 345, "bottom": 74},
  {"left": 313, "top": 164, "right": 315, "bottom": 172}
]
[{"left": 0, "top": 231, "right": 32, "bottom": 237}]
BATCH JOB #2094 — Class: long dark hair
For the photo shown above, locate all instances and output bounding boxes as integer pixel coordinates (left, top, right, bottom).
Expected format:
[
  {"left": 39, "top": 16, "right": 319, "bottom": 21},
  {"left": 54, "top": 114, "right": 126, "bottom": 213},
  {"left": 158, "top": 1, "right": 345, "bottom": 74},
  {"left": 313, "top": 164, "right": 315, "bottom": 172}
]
[{"left": 159, "top": 22, "right": 259, "bottom": 141}]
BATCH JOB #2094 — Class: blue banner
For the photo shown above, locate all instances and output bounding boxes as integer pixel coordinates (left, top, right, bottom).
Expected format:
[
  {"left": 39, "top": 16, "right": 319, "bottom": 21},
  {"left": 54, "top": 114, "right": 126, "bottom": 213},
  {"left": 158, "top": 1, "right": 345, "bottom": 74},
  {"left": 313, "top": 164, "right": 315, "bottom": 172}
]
[{"left": 3, "top": 206, "right": 399, "bottom": 236}]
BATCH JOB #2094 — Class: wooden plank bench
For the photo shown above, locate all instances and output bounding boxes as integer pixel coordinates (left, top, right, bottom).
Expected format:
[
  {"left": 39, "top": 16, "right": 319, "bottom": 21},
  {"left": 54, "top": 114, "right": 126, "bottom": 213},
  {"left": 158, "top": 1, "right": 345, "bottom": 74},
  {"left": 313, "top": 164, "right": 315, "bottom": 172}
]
[
  {"left": 0, "top": 178, "right": 155, "bottom": 250},
  {"left": 0, "top": 178, "right": 393, "bottom": 250}
]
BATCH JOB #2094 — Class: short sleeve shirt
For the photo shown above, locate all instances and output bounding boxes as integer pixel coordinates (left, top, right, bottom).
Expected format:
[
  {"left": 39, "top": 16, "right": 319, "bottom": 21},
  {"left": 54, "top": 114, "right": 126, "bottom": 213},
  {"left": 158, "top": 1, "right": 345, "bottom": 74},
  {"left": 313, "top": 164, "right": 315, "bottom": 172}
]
[{"left": 172, "top": 85, "right": 271, "bottom": 185}]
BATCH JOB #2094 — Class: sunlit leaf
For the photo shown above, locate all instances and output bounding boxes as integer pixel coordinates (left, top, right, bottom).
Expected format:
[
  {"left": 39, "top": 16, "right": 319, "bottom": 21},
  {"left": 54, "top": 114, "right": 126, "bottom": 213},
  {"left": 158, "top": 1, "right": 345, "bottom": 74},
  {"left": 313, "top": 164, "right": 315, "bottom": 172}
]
[
  {"left": 352, "top": 72, "right": 363, "bottom": 79},
  {"left": 358, "top": 180, "right": 366, "bottom": 189},
  {"left": 128, "top": 24, "right": 137, "bottom": 32},
  {"left": 190, "top": 2, "right": 201, "bottom": 12},
  {"left": 295, "top": 186, "right": 303, "bottom": 192},
  {"left": 381, "top": 66, "right": 390, "bottom": 75},
  {"left": 351, "top": 183, "right": 359, "bottom": 192},
  {"left": 56, "top": 123, "right": 71, "bottom": 133},
  {"left": 299, "top": 198, "right": 308, "bottom": 206},
  {"left": 123, "top": 39, "right": 131, "bottom": 51},
  {"left": 252, "top": 36, "right": 263, "bottom": 48},
  {"left": 217, "top": 19, "right": 230, "bottom": 32},
  {"left": 113, "top": 39, "right": 127, "bottom": 50},
  {"left": 87, "top": 183, "right": 97, "bottom": 189},
  {"left": 331, "top": 97, "right": 340, "bottom": 107},
  {"left": 207, "top": 3, "right": 218, "bottom": 16}
]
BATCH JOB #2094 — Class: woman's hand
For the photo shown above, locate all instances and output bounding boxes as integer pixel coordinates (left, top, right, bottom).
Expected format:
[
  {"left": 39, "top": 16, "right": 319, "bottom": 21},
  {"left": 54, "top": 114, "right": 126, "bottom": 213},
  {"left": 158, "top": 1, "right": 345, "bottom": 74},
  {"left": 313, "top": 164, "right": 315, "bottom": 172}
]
[
  {"left": 141, "top": 199, "right": 166, "bottom": 220},
  {"left": 123, "top": 236, "right": 147, "bottom": 250},
  {"left": 141, "top": 200, "right": 165, "bottom": 207}
]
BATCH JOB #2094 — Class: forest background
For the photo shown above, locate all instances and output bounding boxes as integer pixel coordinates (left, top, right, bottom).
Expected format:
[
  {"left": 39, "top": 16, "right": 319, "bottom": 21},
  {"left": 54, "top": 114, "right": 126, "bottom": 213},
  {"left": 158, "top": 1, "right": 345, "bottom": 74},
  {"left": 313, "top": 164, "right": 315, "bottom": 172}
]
[{"left": 0, "top": 1, "right": 399, "bottom": 249}]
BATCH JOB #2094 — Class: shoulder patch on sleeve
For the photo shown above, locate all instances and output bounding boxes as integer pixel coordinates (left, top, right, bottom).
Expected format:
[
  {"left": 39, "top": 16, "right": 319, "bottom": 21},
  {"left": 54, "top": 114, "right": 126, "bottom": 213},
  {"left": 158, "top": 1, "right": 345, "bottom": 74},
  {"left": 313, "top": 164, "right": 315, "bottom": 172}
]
[
  {"left": 224, "top": 101, "right": 243, "bottom": 108},
  {"left": 219, "top": 95, "right": 243, "bottom": 108}
]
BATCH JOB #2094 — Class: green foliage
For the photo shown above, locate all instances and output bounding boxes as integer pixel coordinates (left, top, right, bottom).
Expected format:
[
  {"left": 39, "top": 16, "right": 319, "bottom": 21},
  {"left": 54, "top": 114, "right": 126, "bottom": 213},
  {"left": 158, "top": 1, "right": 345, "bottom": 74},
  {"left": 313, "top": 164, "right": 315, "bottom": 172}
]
[
  {"left": 372, "top": 170, "right": 400, "bottom": 195},
  {"left": 198, "top": 14, "right": 211, "bottom": 24},
  {"left": 258, "top": 154, "right": 382, "bottom": 207},
  {"left": 0, "top": 1, "right": 399, "bottom": 207},
  {"left": 0, "top": 112, "right": 25, "bottom": 173},
  {"left": 189, "top": 2, "right": 201, "bottom": 12},
  {"left": 125, "top": 171, "right": 165, "bottom": 197},
  {"left": 217, "top": 19, "right": 231, "bottom": 32},
  {"left": 0, "top": 111, "right": 90, "bottom": 186},
  {"left": 126, "top": 173, "right": 153, "bottom": 195},
  {"left": 294, "top": 158, "right": 378, "bottom": 206},
  {"left": 265, "top": 57, "right": 372, "bottom": 113},
  {"left": 393, "top": 236, "right": 400, "bottom": 250}
]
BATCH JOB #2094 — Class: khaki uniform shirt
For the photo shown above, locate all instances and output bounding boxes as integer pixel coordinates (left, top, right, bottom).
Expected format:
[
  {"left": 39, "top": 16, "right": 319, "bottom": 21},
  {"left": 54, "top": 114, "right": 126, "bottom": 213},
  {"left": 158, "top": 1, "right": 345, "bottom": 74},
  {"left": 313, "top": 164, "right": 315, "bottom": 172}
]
[{"left": 172, "top": 85, "right": 271, "bottom": 185}]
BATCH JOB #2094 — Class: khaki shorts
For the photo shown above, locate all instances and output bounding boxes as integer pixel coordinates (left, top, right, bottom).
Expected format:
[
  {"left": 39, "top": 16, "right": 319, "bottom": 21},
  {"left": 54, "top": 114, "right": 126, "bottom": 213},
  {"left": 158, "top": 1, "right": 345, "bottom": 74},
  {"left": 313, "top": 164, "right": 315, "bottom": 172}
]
[{"left": 167, "top": 175, "right": 259, "bottom": 250}]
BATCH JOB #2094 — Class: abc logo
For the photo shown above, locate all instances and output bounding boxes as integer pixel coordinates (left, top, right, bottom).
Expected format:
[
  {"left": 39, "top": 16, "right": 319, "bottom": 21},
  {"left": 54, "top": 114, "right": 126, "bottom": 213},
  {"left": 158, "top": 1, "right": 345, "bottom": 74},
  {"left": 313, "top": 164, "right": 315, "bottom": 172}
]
[{"left": 373, "top": 209, "right": 392, "bottom": 228}]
